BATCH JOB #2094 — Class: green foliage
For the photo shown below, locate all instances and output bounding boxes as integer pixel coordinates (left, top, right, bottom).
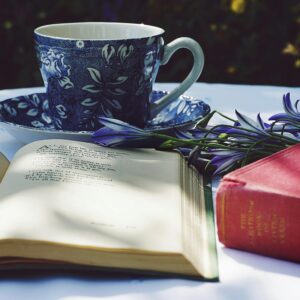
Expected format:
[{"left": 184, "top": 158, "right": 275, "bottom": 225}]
[{"left": 0, "top": 0, "right": 299, "bottom": 88}]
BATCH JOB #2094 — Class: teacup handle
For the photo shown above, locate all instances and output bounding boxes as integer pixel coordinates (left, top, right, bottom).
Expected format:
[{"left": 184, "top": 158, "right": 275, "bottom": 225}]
[{"left": 151, "top": 37, "right": 204, "bottom": 117}]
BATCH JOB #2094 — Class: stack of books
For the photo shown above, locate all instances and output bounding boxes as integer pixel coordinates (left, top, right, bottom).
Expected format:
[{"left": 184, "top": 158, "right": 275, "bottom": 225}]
[{"left": 1, "top": 139, "right": 298, "bottom": 282}]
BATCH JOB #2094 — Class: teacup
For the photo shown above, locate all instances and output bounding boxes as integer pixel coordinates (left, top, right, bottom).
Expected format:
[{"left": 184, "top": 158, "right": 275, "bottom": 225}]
[{"left": 34, "top": 22, "right": 204, "bottom": 131}]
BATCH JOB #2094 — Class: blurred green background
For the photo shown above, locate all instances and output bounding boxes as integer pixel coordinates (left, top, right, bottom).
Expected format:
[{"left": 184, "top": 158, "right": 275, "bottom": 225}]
[{"left": 1, "top": 0, "right": 300, "bottom": 89}]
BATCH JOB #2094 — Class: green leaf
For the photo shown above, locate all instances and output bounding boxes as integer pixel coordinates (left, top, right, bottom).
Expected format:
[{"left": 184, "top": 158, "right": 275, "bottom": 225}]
[{"left": 196, "top": 110, "right": 216, "bottom": 128}]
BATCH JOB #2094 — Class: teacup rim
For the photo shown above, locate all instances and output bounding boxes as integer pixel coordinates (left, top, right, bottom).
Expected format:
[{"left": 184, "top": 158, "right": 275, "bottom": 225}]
[{"left": 34, "top": 22, "right": 165, "bottom": 41}]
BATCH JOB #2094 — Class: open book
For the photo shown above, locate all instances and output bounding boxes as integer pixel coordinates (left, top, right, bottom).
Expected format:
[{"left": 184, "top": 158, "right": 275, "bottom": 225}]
[{"left": 0, "top": 139, "right": 218, "bottom": 280}]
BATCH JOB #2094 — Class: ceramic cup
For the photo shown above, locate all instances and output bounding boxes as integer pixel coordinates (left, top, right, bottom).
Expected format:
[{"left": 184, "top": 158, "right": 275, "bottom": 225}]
[{"left": 34, "top": 22, "right": 204, "bottom": 131}]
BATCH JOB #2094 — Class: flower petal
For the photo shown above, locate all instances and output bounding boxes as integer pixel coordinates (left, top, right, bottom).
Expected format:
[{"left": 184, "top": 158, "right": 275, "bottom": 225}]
[
  {"left": 92, "top": 127, "right": 161, "bottom": 148},
  {"left": 283, "top": 93, "right": 297, "bottom": 116},
  {"left": 177, "top": 147, "right": 193, "bottom": 157},
  {"left": 256, "top": 113, "right": 270, "bottom": 130},
  {"left": 97, "top": 117, "right": 147, "bottom": 134},
  {"left": 268, "top": 113, "right": 293, "bottom": 121},
  {"left": 235, "top": 110, "right": 267, "bottom": 135},
  {"left": 295, "top": 99, "right": 300, "bottom": 113},
  {"left": 211, "top": 152, "right": 245, "bottom": 175}
]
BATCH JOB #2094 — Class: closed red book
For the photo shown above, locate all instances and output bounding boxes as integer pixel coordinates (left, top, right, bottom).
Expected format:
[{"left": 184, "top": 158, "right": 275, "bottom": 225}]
[{"left": 216, "top": 144, "right": 300, "bottom": 262}]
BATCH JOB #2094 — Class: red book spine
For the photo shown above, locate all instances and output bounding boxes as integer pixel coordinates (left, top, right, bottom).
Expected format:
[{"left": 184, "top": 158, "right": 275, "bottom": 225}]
[{"left": 216, "top": 180, "right": 300, "bottom": 262}]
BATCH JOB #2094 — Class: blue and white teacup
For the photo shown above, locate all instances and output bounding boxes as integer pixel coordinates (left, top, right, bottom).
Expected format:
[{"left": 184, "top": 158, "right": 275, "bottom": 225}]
[{"left": 34, "top": 22, "right": 204, "bottom": 131}]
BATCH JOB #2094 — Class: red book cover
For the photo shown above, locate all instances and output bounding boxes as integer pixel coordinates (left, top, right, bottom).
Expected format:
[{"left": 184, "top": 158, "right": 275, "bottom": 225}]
[{"left": 216, "top": 144, "right": 300, "bottom": 262}]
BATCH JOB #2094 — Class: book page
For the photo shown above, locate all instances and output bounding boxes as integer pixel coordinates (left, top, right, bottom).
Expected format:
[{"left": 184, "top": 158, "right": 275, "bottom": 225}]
[{"left": 0, "top": 140, "right": 182, "bottom": 253}]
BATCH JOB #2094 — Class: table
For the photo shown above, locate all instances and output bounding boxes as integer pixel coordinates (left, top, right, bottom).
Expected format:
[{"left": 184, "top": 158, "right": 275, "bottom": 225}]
[{"left": 0, "top": 83, "right": 300, "bottom": 300}]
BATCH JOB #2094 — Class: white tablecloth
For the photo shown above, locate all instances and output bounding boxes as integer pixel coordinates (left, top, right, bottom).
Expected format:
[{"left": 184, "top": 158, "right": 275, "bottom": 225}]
[{"left": 0, "top": 83, "right": 299, "bottom": 300}]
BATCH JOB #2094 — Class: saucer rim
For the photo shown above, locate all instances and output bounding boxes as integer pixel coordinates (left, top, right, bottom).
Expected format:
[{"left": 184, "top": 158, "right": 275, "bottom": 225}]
[{"left": 0, "top": 90, "right": 209, "bottom": 135}]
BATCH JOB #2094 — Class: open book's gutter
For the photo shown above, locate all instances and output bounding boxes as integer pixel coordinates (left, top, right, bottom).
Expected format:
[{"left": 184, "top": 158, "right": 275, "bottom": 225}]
[{"left": 0, "top": 153, "right": 9, "bottom": 182}]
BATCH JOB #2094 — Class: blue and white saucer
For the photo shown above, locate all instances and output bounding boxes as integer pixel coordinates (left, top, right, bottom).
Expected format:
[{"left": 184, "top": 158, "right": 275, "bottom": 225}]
[{"left": 0, "top": 91, "right": 210, "bottom": 144}]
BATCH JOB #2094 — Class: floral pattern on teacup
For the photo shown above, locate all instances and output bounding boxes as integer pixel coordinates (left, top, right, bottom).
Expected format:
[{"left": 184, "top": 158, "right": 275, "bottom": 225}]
[
  {"left": 117, "top": 44, "right": 134, "bottom": 63},
  {"left": 40, "top": 48, "right": 74, "bottom": 89},
  {"left": 79, "top": 67, "right": 128, "bottom": 129},
  {"left": 0, "top": 94, "right": 53, "bottom": 128},
  {"left": 0, "top": 91, "right": 210, "bottom": 132},
  {"left": 35, "top": 34, "right": 164, "bottom": 130}
]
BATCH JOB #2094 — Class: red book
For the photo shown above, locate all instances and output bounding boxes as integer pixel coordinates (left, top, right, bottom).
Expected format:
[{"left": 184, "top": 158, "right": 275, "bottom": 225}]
[{"left": 216, "top": 144, "right": 300, "bottom": 262}]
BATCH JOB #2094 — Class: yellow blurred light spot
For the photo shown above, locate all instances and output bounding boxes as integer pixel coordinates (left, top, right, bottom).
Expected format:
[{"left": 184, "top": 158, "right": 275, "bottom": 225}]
[
  {"left": 210, "top": 24, "right": 217, "bottom": 31},
  {"left": 295, "top": 59, "right": 300, "bottom": 68},
  {"left": 3, "top": 20, "right": 13, "bottom": 30},
  {"left": 221, "top": 24, "right": 228, "bottom": 31},
  {"left": 282, "top": 43, "right": 299, "bottom": 56},
  {"left": 230, "top": 0, "right": 246, "bottom": 14},
  {"left": 37, "top": 11, "right": 47, "bottom": 19},
  {"left": 227, "top": 66, "right": 237, "bottom": 74}
]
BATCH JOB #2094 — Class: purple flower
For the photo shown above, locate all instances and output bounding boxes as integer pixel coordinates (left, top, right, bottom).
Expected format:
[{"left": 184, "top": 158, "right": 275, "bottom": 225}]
[
  {"left": 92, "top": 117, "right": 163, "bottom": 147},
  {"left": 209, "top": 150, "right": 246, "bottom": 175},
  {"left": 269, "top": 93, "right": 300, "bottom": 123},
  {"left": 177, "top": 147, "right": 193, "bottom": 157},
  {"left": 90, "top": 93, "right": 300, "bottom": 176},
  {"left": 235, "top": 111, "right": 270, "bottom": 137},
  {"left": 174, "top": 127, "right": 216, "bottom": 140},
  {"left": 266, "top": 93, "right": 300, "bottom": 139},
  {"left": 187, "top": 146, "right": 216, "bottom": 174}
]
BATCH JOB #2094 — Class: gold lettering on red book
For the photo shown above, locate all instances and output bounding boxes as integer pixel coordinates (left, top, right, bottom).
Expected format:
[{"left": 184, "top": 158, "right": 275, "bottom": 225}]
[
  {"left": 270, "top": 213, "right": 286, "bottom": 244},
  {"left": 220, "top": 193, "right": 226, "bottom": 242},
  {"left": 247, "top": 200, "right": 255, "bottom": 246},
  {"left": 255, "top": 214, "right": 263, "bottom": 237},
  {"left": 241, "top": 200, "right": 287, "bottom": 247},
  {"left": 278, "top": 217, "right": 286, "bottom": 244},
  {"left": 240, "top": 213, "right": 247, "bottom": 230}
]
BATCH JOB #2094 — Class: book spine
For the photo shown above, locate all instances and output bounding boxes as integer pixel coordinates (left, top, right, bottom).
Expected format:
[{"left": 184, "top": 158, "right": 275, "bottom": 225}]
[{"left": 216, "top": 180, "right": 300, "bottom": 262}]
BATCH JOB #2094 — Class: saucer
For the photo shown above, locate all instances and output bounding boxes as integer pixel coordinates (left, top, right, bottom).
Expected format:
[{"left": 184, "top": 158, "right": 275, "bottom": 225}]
[{"left": 0, "top": 91, "right": 210, "bottom": 144}]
